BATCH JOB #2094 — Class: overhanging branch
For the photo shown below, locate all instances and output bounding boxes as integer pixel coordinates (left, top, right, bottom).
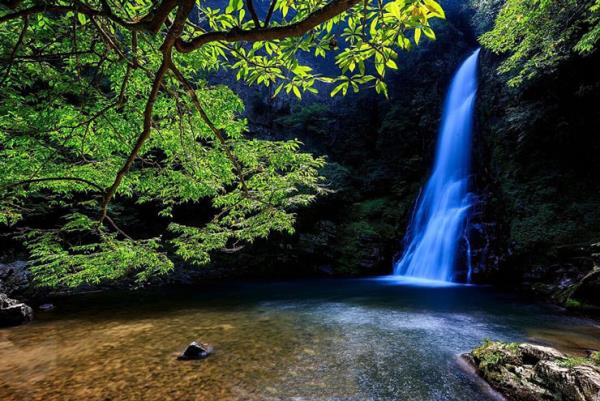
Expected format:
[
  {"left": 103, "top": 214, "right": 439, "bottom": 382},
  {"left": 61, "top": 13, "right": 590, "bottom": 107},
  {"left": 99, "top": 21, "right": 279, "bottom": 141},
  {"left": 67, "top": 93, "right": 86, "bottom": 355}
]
[{"left": 175, "top": 0, "right": 360, "bottom": 52}]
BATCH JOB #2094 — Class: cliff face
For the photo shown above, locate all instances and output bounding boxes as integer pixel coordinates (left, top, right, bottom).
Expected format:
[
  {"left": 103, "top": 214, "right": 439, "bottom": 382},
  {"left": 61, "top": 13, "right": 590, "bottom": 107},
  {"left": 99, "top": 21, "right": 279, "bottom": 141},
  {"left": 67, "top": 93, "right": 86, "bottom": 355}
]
[{"left": 476, "top": 47, "right": 600, "bottom": 302}]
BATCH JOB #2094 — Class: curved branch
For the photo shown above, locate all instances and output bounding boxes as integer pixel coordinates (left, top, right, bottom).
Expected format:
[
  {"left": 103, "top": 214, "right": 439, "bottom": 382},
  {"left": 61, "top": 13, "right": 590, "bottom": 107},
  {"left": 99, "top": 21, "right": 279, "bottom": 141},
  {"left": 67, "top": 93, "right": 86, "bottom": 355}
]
[
  {"left": 175, "top": 0, "right": 360, "bottom": 52},
  {"left": 2, "top": 177, "right": 104, "bottom": 192},
  {"left": 0, "top": 0, "right": 176, "bottom": 32}
]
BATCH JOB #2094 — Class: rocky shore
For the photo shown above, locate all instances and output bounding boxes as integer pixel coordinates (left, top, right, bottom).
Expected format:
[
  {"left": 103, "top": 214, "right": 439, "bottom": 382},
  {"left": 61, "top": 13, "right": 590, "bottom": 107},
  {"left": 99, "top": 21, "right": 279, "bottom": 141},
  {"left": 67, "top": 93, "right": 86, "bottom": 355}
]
[
  {"left": 0, "top": 260, "right": 33, "bottom": 327},
  {"left": 464, "top": 341, "right": 600, "bottom": 401}
]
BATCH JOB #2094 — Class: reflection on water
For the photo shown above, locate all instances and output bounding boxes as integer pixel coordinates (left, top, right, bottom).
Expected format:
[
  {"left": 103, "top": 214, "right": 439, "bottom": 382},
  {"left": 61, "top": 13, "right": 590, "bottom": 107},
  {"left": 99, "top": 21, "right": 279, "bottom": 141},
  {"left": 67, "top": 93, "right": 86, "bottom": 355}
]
[{"left": 1, "top": 278, "right": 599, "bottom": 401}]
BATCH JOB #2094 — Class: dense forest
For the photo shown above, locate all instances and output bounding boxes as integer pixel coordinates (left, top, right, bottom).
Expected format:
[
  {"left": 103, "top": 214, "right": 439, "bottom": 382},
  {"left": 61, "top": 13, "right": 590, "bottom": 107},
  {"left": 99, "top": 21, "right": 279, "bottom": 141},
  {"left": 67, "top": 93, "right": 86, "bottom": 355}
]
[{"left": 1, "top": 1, "right": 600, "bottom": 400}]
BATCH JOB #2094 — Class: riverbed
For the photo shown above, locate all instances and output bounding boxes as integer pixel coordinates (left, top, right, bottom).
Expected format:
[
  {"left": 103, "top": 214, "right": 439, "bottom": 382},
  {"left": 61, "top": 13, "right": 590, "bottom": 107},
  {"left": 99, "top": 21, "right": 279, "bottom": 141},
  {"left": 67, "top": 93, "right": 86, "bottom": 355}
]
[{"left": 1, "top": 277, "right": 599, "bottom": 401}]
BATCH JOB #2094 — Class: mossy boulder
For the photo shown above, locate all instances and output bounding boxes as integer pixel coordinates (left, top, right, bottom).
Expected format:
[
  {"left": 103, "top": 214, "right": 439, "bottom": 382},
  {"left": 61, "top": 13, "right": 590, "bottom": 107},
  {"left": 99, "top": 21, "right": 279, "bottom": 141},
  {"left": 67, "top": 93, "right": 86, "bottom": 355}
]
[{"left": 465, "top": 340, "right": 600, "bottom": 401}]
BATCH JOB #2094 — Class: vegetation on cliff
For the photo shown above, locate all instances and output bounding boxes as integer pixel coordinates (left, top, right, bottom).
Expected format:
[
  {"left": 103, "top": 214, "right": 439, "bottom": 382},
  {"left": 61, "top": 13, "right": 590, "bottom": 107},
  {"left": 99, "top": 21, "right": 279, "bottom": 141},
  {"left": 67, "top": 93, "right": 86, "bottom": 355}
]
[{"left": 481, "top": 0, "right": 600, "bottom": 86}]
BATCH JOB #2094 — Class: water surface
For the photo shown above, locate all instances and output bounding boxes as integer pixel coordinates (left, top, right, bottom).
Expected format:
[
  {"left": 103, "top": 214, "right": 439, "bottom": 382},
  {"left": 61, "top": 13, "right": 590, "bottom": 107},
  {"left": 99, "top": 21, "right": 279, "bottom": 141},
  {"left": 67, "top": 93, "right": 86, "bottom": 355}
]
[{"left": 1, "top": 278, "right": 599, "bottom": 401}]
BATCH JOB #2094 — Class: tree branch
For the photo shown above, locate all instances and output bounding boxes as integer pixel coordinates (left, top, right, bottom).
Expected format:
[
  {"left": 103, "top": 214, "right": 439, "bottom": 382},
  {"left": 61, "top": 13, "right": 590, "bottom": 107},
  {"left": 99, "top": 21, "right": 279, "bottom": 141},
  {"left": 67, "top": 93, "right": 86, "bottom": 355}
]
[
  {"left": 99, "top": 0, "right": 194, "bottom": 222},
  {"left": 0, "top": 0, "right": 177, "bottom": 33},
  {"left": 264, "top": 0, "right": 277, "bottom": 27},
  {"left": 103, "top": 214, "right": 133, "bottom": 240},
  {"left": 2, "top": 177, "right": 104, "bottom": 192},
  {"left": 245, "top": 0, "right": 261, "bottom": 28},
  {"left": 0, "top": 15, "right": 27, "bottom": 87},
  {"left": 175, "top": 0, "right": 360, "bottom": 52},
  {"left": 169, "top": 63, "right": 249, "bottom": 193}
]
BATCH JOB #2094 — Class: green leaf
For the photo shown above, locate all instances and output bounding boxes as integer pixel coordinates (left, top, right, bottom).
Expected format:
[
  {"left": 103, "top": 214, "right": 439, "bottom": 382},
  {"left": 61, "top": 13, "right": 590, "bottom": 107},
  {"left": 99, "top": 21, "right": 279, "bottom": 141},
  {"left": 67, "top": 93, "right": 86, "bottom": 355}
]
[{"left": 414, "top": 28, "right": 422, "bottom": 45}]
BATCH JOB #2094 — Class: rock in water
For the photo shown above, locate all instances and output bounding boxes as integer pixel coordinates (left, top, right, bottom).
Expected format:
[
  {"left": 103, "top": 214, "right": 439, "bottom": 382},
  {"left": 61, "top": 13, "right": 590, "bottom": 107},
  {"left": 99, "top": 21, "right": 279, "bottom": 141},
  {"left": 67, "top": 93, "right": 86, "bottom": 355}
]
[
  {"left": 177, "top": 341, "right": 213, "bottom": 360},
  {"left": 39, "top": 303, "right": 55, "bottom": 312},
  {"left": 464, "top": 341, "right": 600, "bottom": 401},
  {"left": 0, "top": 293, "right": 33, "bottom": 327}
]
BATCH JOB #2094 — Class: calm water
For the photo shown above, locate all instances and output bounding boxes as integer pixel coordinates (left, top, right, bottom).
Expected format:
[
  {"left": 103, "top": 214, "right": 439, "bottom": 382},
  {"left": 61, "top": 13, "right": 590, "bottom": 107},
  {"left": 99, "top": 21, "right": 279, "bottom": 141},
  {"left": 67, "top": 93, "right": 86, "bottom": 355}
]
[{"left": 1, "top": 277, "right": 599, "bottom": 401}]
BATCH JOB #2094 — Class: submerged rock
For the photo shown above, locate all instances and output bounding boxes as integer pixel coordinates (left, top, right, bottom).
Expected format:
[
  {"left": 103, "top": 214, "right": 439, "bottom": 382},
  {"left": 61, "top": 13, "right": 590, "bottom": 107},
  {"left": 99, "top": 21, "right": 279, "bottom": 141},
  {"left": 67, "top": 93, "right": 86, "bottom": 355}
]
[
  {"left": 39, "top": 303, "right": 55, "bottom": 312},
  {"left": 0, "top": 293, "right": 33, "bottom": 327},
  {"left": 464, "top": 340, "right": 600, "bottom": 401},
  {"left": 177, "top": 341, "right": 213, "bottom": 360}
]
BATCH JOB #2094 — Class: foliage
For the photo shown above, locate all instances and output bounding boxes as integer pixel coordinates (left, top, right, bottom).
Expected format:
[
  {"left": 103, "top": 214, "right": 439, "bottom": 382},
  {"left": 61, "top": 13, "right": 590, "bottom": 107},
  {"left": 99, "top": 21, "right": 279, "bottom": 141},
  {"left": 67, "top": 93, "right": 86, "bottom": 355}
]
[
  {"left": 0, "top": 0, "right": 444, "bottom": 287},
  {"left": 481, "top": 0, "right": 600, "bottom": 86}
]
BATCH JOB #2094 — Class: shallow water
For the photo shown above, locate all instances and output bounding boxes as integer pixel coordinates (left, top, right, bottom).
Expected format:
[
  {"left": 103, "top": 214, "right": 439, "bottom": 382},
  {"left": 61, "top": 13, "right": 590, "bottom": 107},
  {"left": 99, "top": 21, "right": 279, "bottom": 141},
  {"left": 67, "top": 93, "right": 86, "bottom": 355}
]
[{"left": 1, "top": 277, "right": 599, "bottom": 401}]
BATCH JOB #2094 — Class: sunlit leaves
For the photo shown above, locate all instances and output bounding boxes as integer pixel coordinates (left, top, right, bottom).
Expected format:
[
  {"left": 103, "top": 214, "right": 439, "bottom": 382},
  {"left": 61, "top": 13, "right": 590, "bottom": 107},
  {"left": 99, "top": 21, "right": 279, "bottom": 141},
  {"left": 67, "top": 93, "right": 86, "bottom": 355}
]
[
  {"left": 481, "top": 0, "right": 599, "bottom": 86},
  {"left": 182, "top": 0, "right": 445, "bottom": 98},
  {"left": 0, "top": 4, "right": 328, "bottom": 287}
]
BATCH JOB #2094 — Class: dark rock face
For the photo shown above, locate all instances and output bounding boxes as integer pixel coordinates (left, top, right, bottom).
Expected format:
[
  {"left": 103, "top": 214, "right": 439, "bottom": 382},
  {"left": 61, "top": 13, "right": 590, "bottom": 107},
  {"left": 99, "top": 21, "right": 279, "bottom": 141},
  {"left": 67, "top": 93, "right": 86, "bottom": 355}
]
[
  {"left": 177, "top": 341, "right": 213, "bottom": 361},
  {"left": 571, "top": 268, "right": 600, "bottom": 306},
  {"left": 0, "top": 293, "right": 33, "bottom": 327},
  {"left": 465, "top": 341, "right": 600, "bottom": 401},
  {"left": 476, "top": 43, "right": 600, "bottom": 292},
  {"left": 508, "top": 243, "right": 600, "bottom": 307},
  {"left": 0, "top": 260, "right": 31, "bottom": 297}
]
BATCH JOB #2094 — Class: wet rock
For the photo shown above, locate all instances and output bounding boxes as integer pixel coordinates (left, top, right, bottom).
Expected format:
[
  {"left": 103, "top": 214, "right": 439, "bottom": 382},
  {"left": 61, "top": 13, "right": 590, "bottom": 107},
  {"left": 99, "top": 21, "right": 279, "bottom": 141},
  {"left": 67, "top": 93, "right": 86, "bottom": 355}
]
[
  {"left": 519, "top": 343, "right": 565, "bottom": 362},
  {"left": 177, "top": 341, "right": 213, "bottom": 360},
  {"left": 0, "top": 293, "right": 33, "bottom": 327},
  {"left": 464, "top": 340, "right": 600, "bottom": 401},
  {"left": 39, "top": 303, "right": 55, "bottom": 312}
]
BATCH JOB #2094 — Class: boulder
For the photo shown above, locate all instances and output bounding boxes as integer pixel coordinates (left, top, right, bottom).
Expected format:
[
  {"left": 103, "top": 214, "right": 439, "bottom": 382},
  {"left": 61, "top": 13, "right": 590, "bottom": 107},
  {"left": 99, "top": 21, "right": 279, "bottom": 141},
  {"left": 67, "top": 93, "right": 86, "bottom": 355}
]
[
  {"left": 177, "top": 341, "right": 213, "bottom": 360},
  {"left": 465, "top": 341, "right": 600, "bottom": 401},
  {"left": 0, "top": 293, "right": 33, "bottom": 327}
]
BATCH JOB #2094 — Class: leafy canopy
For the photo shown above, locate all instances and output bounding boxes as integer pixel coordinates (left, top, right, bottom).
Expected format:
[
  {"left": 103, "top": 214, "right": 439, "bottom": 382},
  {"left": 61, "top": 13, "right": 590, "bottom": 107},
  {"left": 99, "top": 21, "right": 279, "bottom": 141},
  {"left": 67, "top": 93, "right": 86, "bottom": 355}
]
[
  {"left": 481, "top": 0, "right": 600, "bottom": 86},
  {"left": 0, "top": 0, "right": 444, "bottom": 287}
]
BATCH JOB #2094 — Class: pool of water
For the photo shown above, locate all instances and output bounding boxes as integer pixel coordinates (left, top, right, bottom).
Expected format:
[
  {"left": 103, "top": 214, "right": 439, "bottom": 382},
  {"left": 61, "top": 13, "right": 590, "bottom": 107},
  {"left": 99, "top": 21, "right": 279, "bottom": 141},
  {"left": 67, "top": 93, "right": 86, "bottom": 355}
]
[{"left": 1, "top": 277, "right": 599, "bottom": 401}]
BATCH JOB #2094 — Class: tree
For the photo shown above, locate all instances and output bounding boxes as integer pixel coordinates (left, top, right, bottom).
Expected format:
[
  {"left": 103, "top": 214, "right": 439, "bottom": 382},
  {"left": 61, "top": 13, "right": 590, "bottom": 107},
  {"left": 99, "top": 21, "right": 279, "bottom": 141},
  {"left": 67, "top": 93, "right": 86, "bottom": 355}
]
[
  {"left": 0, "top": 0, "right": 444, "bottom": 287},
  {"left": 481, "top": 0, "right": 600, "bottom": 86}
]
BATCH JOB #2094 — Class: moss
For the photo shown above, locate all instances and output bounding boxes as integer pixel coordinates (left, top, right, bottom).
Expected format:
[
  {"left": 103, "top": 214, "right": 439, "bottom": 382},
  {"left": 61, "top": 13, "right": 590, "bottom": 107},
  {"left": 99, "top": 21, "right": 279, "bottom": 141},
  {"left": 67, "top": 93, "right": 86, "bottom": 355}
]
[
  {"left": 559, "top": 353, "right": 600, "bottom": 368},
  {"left": 333, "top": 197, "right": 404, "bottom": 274},
  {"left": 559, "top": 356, "right": 592, "bottom": 368},
  {"left": 472, "top": 340, "right": 519, "bottom": 370},
  {"left": 565, "top": 298, "right": 583, "bottom": 309}
]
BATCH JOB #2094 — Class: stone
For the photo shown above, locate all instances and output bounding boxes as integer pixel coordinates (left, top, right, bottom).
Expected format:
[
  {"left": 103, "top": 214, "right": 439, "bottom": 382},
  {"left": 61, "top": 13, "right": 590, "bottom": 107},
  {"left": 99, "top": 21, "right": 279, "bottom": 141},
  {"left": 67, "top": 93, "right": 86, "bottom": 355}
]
[
  {"left": 465, "top": 341, "right": 600, "bottom": 401},
  {"left": 177, "top": 341, "right": 213, "bottom": 360},
  {"left": 39, "top": 303, "right": 55, "bottom": 312},
  {"left": 0, "top": 293, "right": 33, "bottom": 327},
  {"left": 519, "top": 343, "right": 565, "bottom": 362}
]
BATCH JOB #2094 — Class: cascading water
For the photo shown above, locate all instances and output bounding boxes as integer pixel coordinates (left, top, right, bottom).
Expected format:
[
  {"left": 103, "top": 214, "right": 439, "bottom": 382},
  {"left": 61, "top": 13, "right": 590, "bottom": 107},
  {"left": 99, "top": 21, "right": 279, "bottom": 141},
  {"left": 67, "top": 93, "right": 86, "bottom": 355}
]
[{"left": 393, "top": 49, "right": 480, "bottom": 282}]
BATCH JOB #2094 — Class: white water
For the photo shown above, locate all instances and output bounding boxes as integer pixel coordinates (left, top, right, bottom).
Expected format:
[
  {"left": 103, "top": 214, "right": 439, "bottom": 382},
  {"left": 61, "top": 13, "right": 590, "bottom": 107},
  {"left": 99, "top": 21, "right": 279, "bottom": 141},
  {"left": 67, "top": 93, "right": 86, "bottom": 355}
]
[{"left": 394, "top": 49, "right": 480, "bottom": 282}]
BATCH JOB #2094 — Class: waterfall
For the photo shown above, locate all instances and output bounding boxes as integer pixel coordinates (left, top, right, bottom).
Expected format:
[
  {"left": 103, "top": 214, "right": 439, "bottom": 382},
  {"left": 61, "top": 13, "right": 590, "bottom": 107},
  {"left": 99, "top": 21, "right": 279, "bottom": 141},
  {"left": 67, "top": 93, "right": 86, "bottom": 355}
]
[{"left": 393, "top": 49, "right": 480, "bottom": 282}]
